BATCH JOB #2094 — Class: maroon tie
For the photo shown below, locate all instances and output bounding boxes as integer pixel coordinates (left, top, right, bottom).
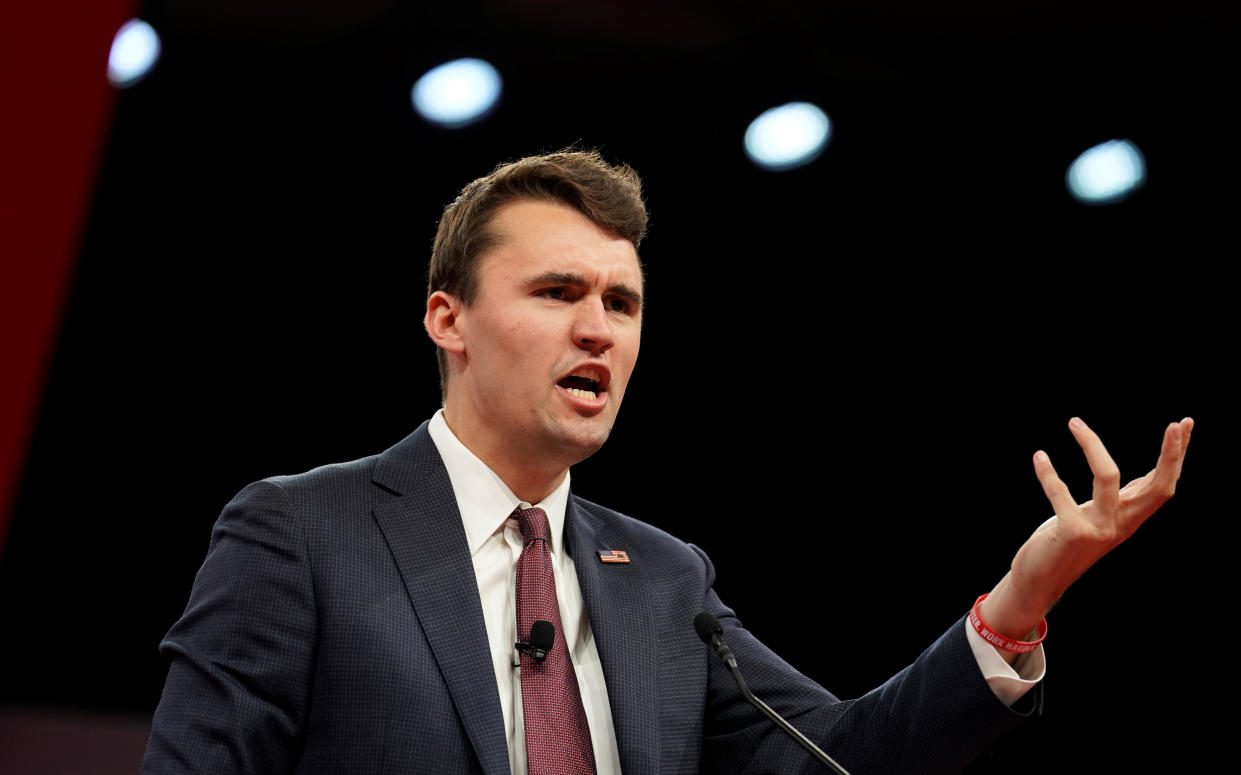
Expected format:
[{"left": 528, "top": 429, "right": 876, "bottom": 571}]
[{"left": 513, "top": 506, "right": 596, "bottom": 774}]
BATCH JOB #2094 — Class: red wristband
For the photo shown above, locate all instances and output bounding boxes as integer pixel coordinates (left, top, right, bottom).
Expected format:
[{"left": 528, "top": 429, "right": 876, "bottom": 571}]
[{"left": 968, "top": 594, "right": 1048, "bottom": 654}]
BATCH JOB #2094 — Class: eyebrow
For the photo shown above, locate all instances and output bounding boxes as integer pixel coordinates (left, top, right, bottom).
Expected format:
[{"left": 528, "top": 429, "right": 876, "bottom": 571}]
[{"left": 528, "top": 271, "right": 644, "bottom": 309}]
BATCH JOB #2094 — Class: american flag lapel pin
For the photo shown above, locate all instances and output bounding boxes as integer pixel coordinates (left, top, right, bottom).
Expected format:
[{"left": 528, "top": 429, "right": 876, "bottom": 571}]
[{"left": 597, "top": 549, "right": 630, "bottom": 564}]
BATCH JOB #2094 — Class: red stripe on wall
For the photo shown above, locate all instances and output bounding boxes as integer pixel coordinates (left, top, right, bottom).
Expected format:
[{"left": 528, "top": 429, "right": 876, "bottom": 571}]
[{"left": 0, "top": 1, "right": 137, "bottom": 556}]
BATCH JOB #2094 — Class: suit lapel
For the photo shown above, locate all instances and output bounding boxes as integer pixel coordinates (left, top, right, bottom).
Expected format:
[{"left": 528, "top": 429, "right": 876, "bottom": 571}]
[
  {"left": 568, "top": 499, "right": 659, "bottom": 774},
  {"left": 371, "top": 424, "right": 509, "bottom": 775}
]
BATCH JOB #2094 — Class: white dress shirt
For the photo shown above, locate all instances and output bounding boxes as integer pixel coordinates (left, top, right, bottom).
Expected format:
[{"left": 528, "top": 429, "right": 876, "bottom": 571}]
[
  {"left": 427, "top": 410, "right": 1043, "bottom": 774},
  {"left": 429, "top": 411, "right": 623, "bottom": 775}
]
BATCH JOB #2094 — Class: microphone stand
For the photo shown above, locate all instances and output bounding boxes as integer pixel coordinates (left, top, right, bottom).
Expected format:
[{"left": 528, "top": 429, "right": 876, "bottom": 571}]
[
  {"left": 721, "top": 654, "right": 851, "bottom": 775},
  {"left": 697, "top": 614, "right": 851, "bottom": 775}
]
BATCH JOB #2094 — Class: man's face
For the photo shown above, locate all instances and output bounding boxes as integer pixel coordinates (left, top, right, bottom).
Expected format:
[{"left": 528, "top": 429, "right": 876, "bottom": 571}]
[{"left": 446, "top": 198, "right": 643, "bottom": 474}]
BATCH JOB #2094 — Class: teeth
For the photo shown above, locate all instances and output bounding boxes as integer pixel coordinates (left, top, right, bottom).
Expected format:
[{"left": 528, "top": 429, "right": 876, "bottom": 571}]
[
  {"left": 566, "top": 387, "right": 598, "bottom": 400},
  {"left": 569, "top": 368, "right": 602, "bottom": 384}
]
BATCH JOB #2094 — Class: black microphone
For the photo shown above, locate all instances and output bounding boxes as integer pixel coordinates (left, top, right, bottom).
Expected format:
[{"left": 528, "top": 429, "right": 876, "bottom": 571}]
[
  {"left": 694, "top": 611, "right": 738, "bottom": 668},
  {"left": 694, "top": 612, "right": 852, "bottom": 775},
  {"left": 515, "top": 620, "right": 555, "bottom": 662}
]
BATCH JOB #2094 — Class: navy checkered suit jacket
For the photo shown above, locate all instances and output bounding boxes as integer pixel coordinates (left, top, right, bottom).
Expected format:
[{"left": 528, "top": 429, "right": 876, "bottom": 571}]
[{"left": 142, "top": 421, "right": 1037, "bottom": 774}]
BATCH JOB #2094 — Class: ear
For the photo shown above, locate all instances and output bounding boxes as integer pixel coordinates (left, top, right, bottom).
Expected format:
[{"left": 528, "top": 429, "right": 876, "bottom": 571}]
[{"left": 424, "top": 290, "right": 467, "bottom": 355}]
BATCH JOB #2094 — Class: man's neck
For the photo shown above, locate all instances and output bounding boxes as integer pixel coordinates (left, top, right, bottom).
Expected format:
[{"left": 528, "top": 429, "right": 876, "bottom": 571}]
[
  {"left": 440, "top": 409, "right": 569, "bottom": 504},
  {"left": 492, "top": 467, "right": 568, "bottom": 506}
]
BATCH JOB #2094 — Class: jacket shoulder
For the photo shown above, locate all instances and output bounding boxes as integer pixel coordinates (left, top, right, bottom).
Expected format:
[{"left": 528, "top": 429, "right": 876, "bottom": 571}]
[
  {"left": 263, "top": 453, "right": 380, "bottom": 499},
  {"left": 236, "top": 421, "right": 441, "bottom": 518}
]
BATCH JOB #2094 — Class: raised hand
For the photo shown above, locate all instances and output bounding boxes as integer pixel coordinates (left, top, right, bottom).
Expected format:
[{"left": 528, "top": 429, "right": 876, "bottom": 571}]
[{"left": 978, "top": 417, "right": 1193, "bottom": 659}]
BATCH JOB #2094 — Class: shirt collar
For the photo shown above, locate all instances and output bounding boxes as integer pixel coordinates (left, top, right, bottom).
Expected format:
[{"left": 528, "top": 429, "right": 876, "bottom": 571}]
[{"left": 427, "top": 409, "right": 570, "bottom": 557}]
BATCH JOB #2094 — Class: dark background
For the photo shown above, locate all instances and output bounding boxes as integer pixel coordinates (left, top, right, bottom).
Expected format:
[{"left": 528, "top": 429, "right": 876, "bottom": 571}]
[{"left": 2, "top": 1, "right": 1234, "bottom": 772}]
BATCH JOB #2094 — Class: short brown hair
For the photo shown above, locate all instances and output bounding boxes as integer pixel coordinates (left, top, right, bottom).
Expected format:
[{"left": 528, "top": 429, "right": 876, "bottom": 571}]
[{"left": 427, "top": 149, "right": 648, "bottom": 397}]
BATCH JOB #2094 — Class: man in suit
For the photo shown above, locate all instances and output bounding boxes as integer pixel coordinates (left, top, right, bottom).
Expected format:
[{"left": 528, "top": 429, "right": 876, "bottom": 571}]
[{"left": 142, "top": 149, "right": 1193, "bottom": 774}]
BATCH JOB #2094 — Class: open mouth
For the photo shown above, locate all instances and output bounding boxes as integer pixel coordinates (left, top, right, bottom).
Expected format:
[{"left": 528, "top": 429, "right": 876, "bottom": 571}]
[{"left": 556, "top": 367, "right": 607, "bottom": 401}]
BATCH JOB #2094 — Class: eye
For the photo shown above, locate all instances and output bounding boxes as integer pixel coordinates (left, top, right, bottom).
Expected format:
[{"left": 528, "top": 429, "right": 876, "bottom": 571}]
[
  {"left": 606, "top": 297, "right": 631, "bottom": 314},
  {"left": 539, "top": 287, "right": 568, "bottom": 301}
]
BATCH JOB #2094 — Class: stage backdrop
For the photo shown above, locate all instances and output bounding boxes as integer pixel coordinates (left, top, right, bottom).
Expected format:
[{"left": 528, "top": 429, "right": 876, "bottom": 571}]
[{"left": 2, "top": 2, "right": 1233, "bottom": 773}]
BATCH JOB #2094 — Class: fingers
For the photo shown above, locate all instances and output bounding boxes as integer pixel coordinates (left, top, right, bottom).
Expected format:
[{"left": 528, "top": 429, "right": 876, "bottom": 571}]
[
  {"left": 1033, "top": 418, "right": 1192, "bottom": 548},
  {"left": 1068, "top": 417, "right": 1121, "bottom": 517},
  {"left": 1032, "top": 450, "right": 1079, "bottom": 519},
  {"left": 1114, "top": 418, "right": 1193, "bottom": 497},
  {"left": 1146, "top": 420, "right": 1187, "bottom": 500},
  {"left": 1174, "top": 417, "right": 1194, "bottom": 480}
]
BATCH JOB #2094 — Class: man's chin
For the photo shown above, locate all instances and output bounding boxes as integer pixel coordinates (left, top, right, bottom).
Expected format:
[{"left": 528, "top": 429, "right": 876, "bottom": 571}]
[{"left": 548, "top": 423, "right": 614, "bottom": 466}]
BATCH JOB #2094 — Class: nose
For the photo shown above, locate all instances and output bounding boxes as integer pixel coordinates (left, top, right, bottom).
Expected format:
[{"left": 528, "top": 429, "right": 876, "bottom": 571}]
[{"left": 573, "top": 297, "right": 614, "bottom": 356}]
